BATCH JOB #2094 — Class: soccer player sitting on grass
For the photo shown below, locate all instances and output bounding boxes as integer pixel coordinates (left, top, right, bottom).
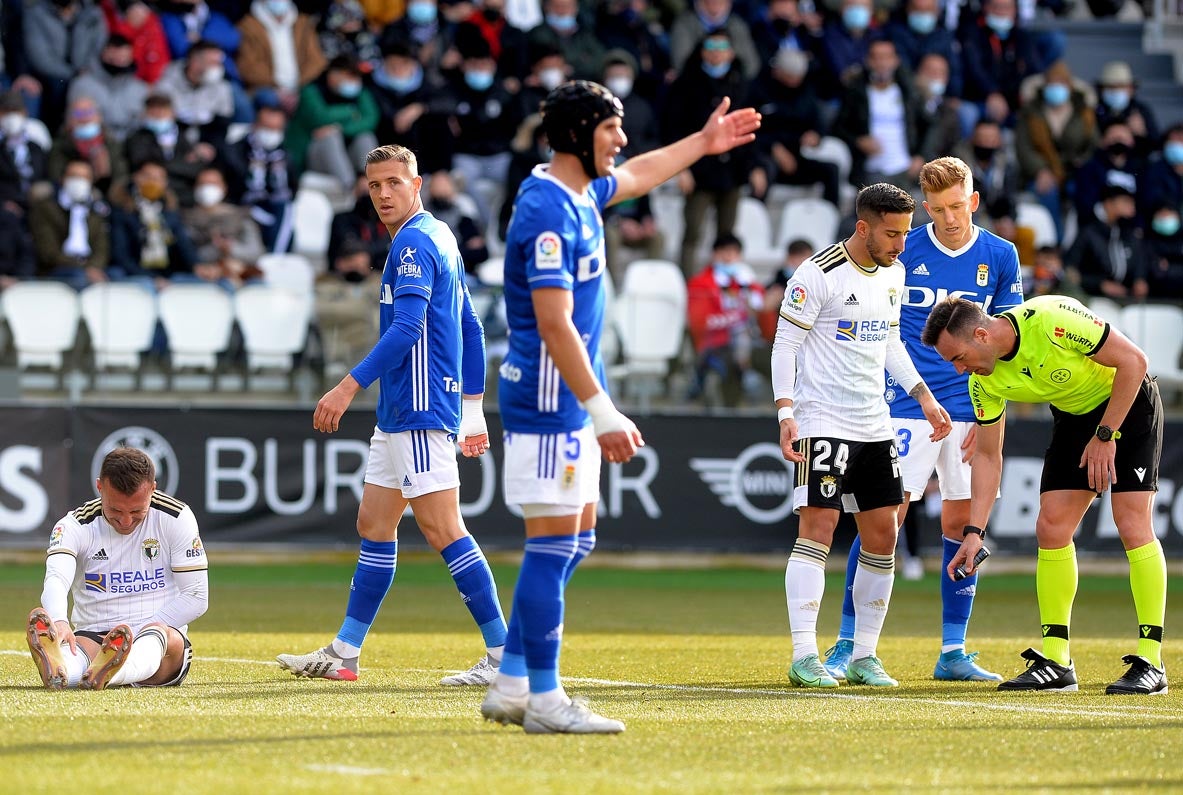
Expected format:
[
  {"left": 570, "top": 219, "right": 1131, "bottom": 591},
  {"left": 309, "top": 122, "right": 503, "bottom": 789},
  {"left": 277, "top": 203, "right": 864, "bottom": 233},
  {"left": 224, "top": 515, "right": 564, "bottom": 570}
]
[
  {"left": 25, "top": 447, "right": 208, "bottom": 691},
  {"left": 926, "top": 295, "right": 1167, "bottom": 694}
]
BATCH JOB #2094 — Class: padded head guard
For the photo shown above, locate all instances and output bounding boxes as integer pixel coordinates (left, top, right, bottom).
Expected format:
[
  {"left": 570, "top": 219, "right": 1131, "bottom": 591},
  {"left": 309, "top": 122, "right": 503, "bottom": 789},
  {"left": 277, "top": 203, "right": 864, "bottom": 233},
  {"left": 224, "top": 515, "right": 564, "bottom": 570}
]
[{"left": 541, "top": 80, "right": 624, "bottom": 179}]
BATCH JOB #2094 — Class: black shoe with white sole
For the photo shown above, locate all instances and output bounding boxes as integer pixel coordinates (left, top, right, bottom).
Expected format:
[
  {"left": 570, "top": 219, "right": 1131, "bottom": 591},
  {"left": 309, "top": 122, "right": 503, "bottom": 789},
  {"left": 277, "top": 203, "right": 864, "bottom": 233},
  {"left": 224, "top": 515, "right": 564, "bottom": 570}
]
[
  {"left": 1105, "top": 655, "right": 1168, "bottom": 695},
  {"left": 997, "top": 648, "right": 1078, "bottom": 692}
]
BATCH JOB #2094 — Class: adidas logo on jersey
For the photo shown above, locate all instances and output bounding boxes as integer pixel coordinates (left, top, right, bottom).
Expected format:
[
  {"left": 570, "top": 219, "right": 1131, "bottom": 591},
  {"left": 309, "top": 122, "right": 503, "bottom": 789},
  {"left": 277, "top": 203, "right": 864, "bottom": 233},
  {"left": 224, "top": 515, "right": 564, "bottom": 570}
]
[
  {"left": 911, "top": 263, "right": 930, "bottom": 276},
  {"left": 92, "top": 548, "right": 108, "bottom": 561},
  {"left": 402, "top": 475, "right": 412, "bottom": 488},
  {"left": 844, "top": 293, "right": 859, "bottom": 306}
]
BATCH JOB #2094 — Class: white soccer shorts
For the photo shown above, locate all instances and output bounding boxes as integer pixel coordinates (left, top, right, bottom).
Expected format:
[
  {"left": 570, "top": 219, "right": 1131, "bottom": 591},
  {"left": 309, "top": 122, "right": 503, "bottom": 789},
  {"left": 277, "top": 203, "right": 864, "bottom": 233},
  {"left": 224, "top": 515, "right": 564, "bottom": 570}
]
[
  {"left": 503, "top": 425, "right": 601, "bottom": 514},
  {"left": 892, "top": 418, "right": 974, "bottom": 501},
  {"left": 364, "top": 427, "right": 460, "bottom": 499}
]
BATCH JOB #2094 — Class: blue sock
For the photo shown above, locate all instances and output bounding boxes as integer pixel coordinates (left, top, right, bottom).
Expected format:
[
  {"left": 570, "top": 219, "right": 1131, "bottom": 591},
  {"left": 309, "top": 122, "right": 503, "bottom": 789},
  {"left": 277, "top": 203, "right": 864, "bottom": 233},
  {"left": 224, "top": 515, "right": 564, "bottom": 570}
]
[
  {"left": 838, "top": 535, "right": 859, "bottom": 641},
  {"left": 499, "top": 604, "right": 527, "bottom": 678},
  {"left": 563, "top": 528, "right": 596, "bottom": 586},
  {"left": 517, "top": 534, "right": 578, "bottom": 694},
  {"left": 941, "top": 536, "right": 974, "bottom": 651},
  {"left": 441, "top": 535, "right": 507, "bottom": 652},
  {"left": 336, "top": 539, "right": 397, "bottom": 650}
]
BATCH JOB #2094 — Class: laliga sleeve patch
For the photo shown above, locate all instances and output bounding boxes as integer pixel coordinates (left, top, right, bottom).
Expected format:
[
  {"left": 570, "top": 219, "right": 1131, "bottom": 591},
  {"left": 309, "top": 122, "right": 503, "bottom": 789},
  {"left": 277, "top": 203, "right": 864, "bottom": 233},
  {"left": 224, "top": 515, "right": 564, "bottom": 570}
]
[
  {"left": 785, "top": 284, "right": 808, "bottom": 315},
  {"left": 535, "top": 231, "right": 562, "bottom": 270}
]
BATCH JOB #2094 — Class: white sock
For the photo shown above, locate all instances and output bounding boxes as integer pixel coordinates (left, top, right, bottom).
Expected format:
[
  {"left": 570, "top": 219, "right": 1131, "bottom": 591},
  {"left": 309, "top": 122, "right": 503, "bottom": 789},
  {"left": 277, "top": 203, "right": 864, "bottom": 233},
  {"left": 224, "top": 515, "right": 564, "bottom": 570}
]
[
  {"left": 527, "top": 687, "right": 569, "bottom": 713},
  {"left": 486, "top": 646, "right": 504, "bottom": 667},
  {"left": 330, "top": 639, "right": 361, "bottom": 659},
  {"left": 492, "top": 672, "right": 528, "bottom": 697},
  {"left": 786, "top": 539, "right": 829, "bottom": 663},
  {"left": 62, "top": 642, "right": 89, "bottom": 688},
  {"left": 108, "top": 628, "right": 167, "bottom": 687},
  {"left": 852, "top": 550, "right": 895, "bottom": 661}
]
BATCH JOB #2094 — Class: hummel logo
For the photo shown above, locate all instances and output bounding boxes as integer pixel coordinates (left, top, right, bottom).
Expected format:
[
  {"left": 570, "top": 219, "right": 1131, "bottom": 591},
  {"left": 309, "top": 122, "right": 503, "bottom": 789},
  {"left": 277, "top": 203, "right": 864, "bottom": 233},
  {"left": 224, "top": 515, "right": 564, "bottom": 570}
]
[
  {"left": 402, "top": 475, "right": 412, "bottom": 488},
  {"left": 1020, "top": 367, "right": 1032, "bottom": 378},
  {"left": 1142, "top": 625, "right": 1153, "bottom": 637},
  {"left": 844, "top": 293, "right": 859, "bottom": 305},
  {"left": 863, "top": 598, "right": 888, "bottom": 611},
  {"left": 1135, "top": 467, "right": 1147, "bottom": 482},
  {"left": 912, "top": 263, "right": 930, "bottom": 276},
  {"left": 92, "top": 548, "right": 108, "bottom": 561}
]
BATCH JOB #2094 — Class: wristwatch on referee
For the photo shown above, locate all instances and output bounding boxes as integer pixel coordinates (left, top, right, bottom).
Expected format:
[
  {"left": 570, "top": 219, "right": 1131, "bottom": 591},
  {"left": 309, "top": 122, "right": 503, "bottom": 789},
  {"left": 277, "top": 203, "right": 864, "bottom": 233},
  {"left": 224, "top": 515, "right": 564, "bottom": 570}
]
[
  {"left": 962, "top": 525, "right": 986, "bottom": 540},
  {"left": 1095, "top": 425, "right": 1122, "bottom": 442}
]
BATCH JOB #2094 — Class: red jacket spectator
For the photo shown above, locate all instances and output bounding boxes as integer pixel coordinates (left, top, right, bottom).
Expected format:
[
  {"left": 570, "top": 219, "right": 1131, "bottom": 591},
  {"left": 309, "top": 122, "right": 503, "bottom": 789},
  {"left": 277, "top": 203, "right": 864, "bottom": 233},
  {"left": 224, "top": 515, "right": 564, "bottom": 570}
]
[
  {"left": 101, "top": 0, "right": 170, "bottom": 85},
  {"left": 687, "top": 263, "right": 764, "bottom": 354}
]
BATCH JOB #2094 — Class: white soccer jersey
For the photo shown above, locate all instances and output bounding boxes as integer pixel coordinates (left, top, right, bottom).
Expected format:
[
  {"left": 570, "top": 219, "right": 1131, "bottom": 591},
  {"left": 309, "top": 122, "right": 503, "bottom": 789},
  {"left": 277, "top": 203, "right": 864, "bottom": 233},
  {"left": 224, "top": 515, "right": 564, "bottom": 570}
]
[
  {"left": 778, "top": 242, "right": 905, "bottom": 442},
  {"left": 46, "top": 492, "right": 207, "bottom": 633}
]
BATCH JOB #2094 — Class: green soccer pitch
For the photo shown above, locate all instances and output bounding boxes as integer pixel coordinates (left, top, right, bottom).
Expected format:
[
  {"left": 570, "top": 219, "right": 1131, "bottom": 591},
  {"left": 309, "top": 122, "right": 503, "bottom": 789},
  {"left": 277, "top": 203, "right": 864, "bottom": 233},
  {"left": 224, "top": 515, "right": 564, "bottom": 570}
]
[{"left": 2, "top": 556, "right": 1181, "bottom": 794}]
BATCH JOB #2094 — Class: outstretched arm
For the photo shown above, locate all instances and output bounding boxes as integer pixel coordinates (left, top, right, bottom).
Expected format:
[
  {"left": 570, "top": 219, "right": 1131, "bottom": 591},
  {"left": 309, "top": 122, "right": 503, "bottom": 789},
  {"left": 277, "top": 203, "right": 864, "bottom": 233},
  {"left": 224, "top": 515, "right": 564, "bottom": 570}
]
[{"left": 609, "top": 97, "right": 761, "bottom": 206}]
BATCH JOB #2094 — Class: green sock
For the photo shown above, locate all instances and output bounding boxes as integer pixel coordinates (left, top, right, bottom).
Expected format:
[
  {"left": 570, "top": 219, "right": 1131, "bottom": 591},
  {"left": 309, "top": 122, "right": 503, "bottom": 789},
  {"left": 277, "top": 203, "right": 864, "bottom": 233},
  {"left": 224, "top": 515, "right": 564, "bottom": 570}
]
[
  {"left": 1127, "top": 540, "right": 1167, "bottom": 668},
  {"left": 1037, "top": 544, "right": 1078, "bottom": 666}
]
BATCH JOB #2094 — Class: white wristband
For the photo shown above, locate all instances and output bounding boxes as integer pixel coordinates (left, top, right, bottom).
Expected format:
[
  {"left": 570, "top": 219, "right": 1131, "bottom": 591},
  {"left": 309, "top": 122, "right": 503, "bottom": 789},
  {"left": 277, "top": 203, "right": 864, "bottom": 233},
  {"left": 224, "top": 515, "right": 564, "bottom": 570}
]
[
  {"left": 581, "top": 390, "right": 617, "bottom": 420},
  {"left": 581, "top": 390, "right": 632, "bottom": 436},
  {"left": 777, "top": 406, "right": 795, "bottom": 423}
]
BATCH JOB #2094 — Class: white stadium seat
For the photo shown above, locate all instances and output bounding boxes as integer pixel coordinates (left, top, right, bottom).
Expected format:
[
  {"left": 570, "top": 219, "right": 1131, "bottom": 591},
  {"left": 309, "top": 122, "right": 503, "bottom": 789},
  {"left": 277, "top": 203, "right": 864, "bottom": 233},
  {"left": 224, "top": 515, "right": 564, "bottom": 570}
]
[
  {"left": 1016, "top": 202, "right": 1058, "bottom": 248},
  {"left": 158, "top": 284, "right": 235, "bottom": 371},
  {"left": 292, "top": 189, "right": 334, "bottom": 260},
  {"left": 777, "top": 197, "right": 840, "bottom": 253},
  {"left": 736, "top": 197, "right": 780, "bottom": 273},
  {"left": 1, "top": 281, "right": 80, "bottom": 370},
  {"left": 234, "top": 284, "right": 311, "bottom": 372},
  {"left": 1120, "top": 303, "right": 1183, "bottom": 392},
  {"left": 79, "top": 283, "right": 157, "bottom": 370}
]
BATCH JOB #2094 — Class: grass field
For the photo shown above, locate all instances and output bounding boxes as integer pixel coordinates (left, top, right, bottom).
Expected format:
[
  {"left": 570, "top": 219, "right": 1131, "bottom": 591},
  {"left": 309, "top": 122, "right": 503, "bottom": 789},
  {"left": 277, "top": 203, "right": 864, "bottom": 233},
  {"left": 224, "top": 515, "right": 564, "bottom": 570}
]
[{"left": 2, "top": 555, "right": 1181, "bottom": 794}]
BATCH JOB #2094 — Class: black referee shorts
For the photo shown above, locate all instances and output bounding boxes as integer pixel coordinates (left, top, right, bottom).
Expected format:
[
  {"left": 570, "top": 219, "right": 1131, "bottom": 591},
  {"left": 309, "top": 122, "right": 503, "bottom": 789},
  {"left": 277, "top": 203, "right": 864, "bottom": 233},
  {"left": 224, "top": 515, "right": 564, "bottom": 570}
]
[{"left": 1041, "top": 376, "right": 1163, "bottom": 494}]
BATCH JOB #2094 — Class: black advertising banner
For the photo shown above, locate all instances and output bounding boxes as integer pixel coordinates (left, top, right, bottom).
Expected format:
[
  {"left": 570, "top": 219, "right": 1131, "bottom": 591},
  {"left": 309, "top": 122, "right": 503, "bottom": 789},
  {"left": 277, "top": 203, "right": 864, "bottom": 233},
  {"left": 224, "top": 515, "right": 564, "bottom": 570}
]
[{"left": 0, "top": 404, "right": 1181, "bottom": 554}]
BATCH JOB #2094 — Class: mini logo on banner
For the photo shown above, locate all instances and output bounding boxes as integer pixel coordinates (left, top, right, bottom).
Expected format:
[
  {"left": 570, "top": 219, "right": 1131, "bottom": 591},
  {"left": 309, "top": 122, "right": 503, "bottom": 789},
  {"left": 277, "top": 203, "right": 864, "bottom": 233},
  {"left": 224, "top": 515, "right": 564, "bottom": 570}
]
[
  {"left": 143, "top": 538, "right": 161, "bottom": 561},
  {"left": 91, "top": 427, "right": 179, "bottom": 497},
  {"left": 535, "top": 232, "right": 562, "bottom": 270},
  {"left": 689, "top": 442, "right": 796, "bottom": 524}
]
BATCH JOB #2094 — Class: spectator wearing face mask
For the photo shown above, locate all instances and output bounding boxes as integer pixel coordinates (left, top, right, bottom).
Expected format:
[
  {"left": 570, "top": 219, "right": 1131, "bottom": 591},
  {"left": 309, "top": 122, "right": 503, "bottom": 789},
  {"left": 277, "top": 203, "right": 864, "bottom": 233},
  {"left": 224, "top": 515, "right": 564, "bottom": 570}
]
[
  {"left": 594, "top": 0, "right": 670, "bottom": 103},
  {"left": 154, "top": 39, "right": 235, "bottom": 141},
  {"left": 286, "top": 54, "right": 379, "bottom": 191},
  {"left": 514, "top": 43, "right": 568, "bottom": 123},
  {"left": 181, "top": 165, "right": 264, "bottom": 289},
  {"left": 1015, "top": 59, "right": 1096, "bottom": 244},
  {"left": 443, "top": 38, "right": 520, "bottom": 227},
  {"left": 124, "top": 93, "right": 217, "bottom": 208},
  {"left": 669, "top": 0, "right": 760, "bottom": 82},
  {"left": 328, "top": 174, "right": 391, "bottom": 273},
  {"left": 367, "top": 38, "right": 451, "bottom": 173},
  {"left": 317, "top": 0, "right": 383, "bottom": 67},
  {"left": 952, "top": 119, "right": 1018, "bottom": 213},
  {"left": 750, "top": 0, "right": 824, "bottom": 73},
  {"left": 527, "top": 0, "right": 605, "bottom": 81},
  {"left": 1026, "top": 244, "right": 1086, "bottom": 302},
  {"left": 1064, "top": 180, "right": 1148, "bottom": 300},
  {"left": 1146, "top": 203, "right": 1183, "bottom": 298},
  {"left": 217, "top": 102, "right": 295, "bottom": 253},
  {"left": 686, "top": 233, "right": 767, "bottom": 408},
  {"left": 960, "top": 0, "right": 1043, "bottom": 129},
  {"left": 885, "top": 0, "right": 961, "bottom": 98},
  {"left": 424, "top": 169, "right": 489, "bottom": 273},
  {"left": 29, "top": 157, "right": 111, "bottom": 289},
  {"left": 910, "top": 52, "right": 960, "bottom": 162},
  {"left": 48, "top": 96, "right": 129, "bottom": 194},
  {"left": 1142, "top": 124, "right": 1183, "bottom": 223},
  {"left": 66, "top": 34, "right": 151, "bottom": 143},
  {"left": 315, "top": 238, "right": 382, "bottom": 375},
  {"left": 108, "top": 158, "right": 198, "bottom": 283},
  {"left": 0, "top": 91, "right": 49, "bottom": 214},
  {"left": 1073, "top": 120, "right": 1145, "bottom": 228},
  {"left": 817, "top": 0, "right": 877, "bottom": 100},
  {"left": 237, "top": 0, "right": 328, "bottom": 114},
  {"left": 1094, "top": 60, "right": 1159, "bottom": 160},
  {"left": 99, "top": 0, "right": 169, "bottom": 84}
]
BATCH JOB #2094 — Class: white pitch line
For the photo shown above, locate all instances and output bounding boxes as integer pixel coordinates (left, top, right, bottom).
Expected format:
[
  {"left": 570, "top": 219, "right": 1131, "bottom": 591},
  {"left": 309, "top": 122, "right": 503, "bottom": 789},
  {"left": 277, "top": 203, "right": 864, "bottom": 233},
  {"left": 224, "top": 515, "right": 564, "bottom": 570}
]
[
  {"left": 303, "top": 764, "right": 390, "bottom": 777},
  {"left": 5, "top": 649, "right": 1180, "bottom": 719}
]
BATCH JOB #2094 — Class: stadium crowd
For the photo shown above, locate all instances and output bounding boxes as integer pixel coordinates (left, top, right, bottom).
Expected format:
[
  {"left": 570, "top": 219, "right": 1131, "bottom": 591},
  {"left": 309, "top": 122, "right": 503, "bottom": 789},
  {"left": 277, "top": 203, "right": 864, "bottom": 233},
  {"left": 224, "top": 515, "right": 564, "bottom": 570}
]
[{"left": 0, "top": 0, "right": 1181, "bottom": 399}]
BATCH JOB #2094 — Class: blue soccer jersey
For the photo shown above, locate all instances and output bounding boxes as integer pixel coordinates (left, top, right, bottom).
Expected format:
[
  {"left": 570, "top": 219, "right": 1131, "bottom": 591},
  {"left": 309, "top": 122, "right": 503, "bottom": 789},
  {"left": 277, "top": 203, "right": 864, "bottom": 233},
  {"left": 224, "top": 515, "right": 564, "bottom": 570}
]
[
  {"left": 887, "top": 223, "right": 1023, "bottom": 421},
  {"left": 357, "top": 211, "right": 468, "bottom": 434},
  {"left": 499, "top": 165, "right": 617, "bottom": 434}
]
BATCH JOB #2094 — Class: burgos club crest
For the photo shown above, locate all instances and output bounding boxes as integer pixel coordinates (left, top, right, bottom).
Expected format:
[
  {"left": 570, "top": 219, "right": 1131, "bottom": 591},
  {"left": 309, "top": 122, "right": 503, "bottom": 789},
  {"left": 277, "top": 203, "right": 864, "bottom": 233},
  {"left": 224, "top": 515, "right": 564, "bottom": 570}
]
[{"left": 143, "top": 538, "right": 161, "bottom": 561}]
